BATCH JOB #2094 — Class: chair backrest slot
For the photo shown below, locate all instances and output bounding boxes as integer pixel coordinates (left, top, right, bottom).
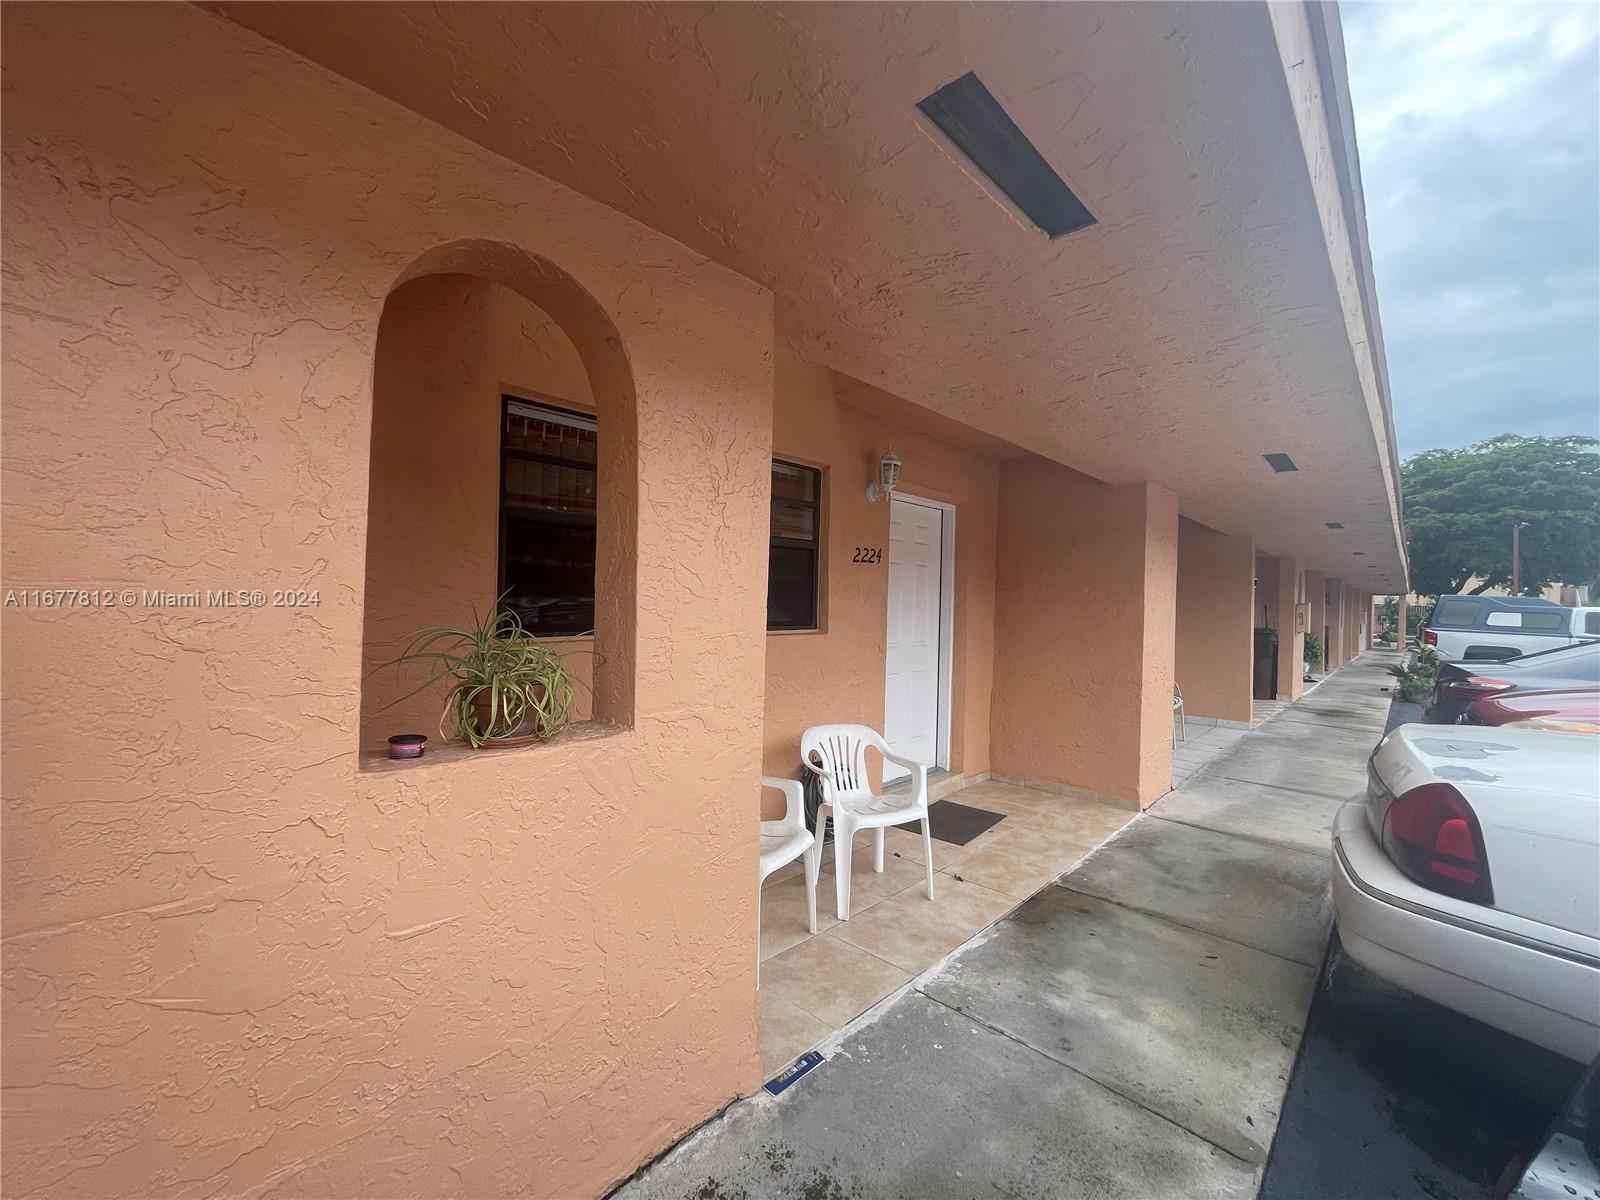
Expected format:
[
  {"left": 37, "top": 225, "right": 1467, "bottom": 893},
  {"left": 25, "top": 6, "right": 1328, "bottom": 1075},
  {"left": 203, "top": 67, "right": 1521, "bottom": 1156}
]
[{"left": 801, "top": 723, "right": 883, "bottom": 805}]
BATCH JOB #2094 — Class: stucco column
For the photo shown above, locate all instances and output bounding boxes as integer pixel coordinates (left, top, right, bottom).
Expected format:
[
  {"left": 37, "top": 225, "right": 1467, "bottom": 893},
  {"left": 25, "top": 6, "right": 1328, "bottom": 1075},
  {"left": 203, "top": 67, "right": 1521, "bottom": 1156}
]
[
  {"left": 1305, "top": 570, "right": 1326, "bottom": 674},
  {"left": 1344, "top": 585, "right": 1359, "bottom": 661},
  {"left": 1336, "top": 584, "right": 1349, "bottom": 664},
  {"left": 1274, "top": 556, "right": 1304, "bottom": 701},
  {"left": 1175, "top": 519, "right": 1255, "bottom": 725},
  {"left": 1396, "top": 594, "right": 1408, "bottom": 650},
  {"left": 991, "top": 460, "right": 1178, "bottom": 810},
  {"left": 1325, "top": 579, "right": 1345, "bottom": 669}
]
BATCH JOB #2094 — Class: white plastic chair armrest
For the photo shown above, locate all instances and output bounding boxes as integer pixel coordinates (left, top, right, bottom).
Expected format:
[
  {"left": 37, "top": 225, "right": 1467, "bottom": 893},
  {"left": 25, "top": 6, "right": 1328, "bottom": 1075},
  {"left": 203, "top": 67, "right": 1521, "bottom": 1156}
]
[
  {"left": 761, "top": 776, "right": 805, "bottom": 834},
  {"left": 801, "top": 758, "right": 840, "bottom": 803},
  {"left": 880, "top": 751, "right": 929, "bottom": 802}
]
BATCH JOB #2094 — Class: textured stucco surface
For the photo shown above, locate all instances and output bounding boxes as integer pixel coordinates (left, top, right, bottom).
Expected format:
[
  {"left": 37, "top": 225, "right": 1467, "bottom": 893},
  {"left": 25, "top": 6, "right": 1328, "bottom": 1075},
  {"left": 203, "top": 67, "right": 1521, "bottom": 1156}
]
[
  {"left": 361, "top": 274, "right": 596, "bottom": 745},
  {"left": 210, "top": 0, "right": 1408, "bottom": 593},
  {"left": 1175, "top": 518, "right": 1254, "bottom": 725},
  {"left": 1, "top": 6, "right": 774, "bottom": 1197},
  {"left": 1325, "top": 579, "right": 1347, "bottom": 669},
  {"left": 761, "top": 353, "right": 1000, "bottom": 795},
  {"left": 1274, "top": 556, "right": 1305, "bottom": 702},
  {"left": 991, "top": 460, "right": 1178, "bottom": 807},
  {"left": 1306, "top": 569, "right": 1327, "bottom": 668}
]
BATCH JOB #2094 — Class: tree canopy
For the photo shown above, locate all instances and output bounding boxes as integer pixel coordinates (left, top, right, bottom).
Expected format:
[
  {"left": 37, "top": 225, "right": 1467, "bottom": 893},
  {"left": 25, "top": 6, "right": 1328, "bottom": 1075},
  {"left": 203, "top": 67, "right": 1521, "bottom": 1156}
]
[{"left": 1403, "top": 434, "right": 1600, "bottom": 597}]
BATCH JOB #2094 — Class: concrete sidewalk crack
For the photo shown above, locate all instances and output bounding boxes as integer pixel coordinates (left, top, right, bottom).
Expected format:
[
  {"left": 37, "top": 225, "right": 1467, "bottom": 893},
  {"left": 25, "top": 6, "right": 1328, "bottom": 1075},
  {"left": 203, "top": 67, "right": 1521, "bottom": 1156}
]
[
  {"left": 1147, "top": 812, "right": 1336, "bottom": 859},
  {"left": 913, "top": 986, "right": 1259, "bottom": 1169},
  {"left": 1195, "top": 772, "right": 1362, "bottom": 803},
  {"left": 1053, "top": 882, "right": 1327, "bottom": 971}
]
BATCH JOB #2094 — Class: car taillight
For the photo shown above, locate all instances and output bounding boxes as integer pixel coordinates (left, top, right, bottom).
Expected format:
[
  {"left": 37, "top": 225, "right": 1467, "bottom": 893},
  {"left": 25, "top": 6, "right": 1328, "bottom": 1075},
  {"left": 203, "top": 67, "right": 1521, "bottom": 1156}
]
[
  {"left": 1422, "top": 629, "right": 1438, "bottom": 646},
  {"left": 1440, "top": 675, "right": 1514, "bottom": 701},
  {"left": 1381, "top": 783, "right": 1493, "bottom": 904}
]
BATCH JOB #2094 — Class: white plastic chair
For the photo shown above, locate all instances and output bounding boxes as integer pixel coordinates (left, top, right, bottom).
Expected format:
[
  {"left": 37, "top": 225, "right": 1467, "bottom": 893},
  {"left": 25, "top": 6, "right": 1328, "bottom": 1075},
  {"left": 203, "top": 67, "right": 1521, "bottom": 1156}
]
[
  {"left": 1173, "top": 684, "right": 1186, "bottom": 744},
  {"left": 758, "top": 776, "right": 820, "bottom": 984},
  {"left": 800, "top": 724, "right": 933, "bottom": 921}
]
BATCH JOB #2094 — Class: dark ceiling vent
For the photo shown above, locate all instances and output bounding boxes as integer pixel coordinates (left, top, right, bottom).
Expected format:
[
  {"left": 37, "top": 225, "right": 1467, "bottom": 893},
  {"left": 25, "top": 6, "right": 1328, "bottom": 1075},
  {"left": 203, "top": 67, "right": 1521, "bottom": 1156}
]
[
  {"left": 1325, "top": 522, "right": 1345, "bottom": 529},
  {"left": 917, "top": 72, "right": 1096, "bottom": 239},
  {"left": 1263, "top": 452, "right": 1298, "bottom": 473}
]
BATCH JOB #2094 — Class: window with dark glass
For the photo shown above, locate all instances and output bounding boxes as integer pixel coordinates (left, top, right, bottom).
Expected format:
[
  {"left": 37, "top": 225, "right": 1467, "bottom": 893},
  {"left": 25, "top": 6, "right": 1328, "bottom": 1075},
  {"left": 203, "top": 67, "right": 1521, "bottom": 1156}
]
[
  {"left": 768, "top": 460, "right": 821, "bottom": 631},
  {"left": 498, "top": 396, "right": 597, "bottom": 636}
]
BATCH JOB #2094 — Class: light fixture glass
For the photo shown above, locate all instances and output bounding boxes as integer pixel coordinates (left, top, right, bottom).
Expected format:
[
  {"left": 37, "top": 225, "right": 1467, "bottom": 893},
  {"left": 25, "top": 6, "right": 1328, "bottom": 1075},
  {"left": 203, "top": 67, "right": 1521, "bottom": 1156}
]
[{"left": 866, "top": 448, "right": 902, "bottom": 503}]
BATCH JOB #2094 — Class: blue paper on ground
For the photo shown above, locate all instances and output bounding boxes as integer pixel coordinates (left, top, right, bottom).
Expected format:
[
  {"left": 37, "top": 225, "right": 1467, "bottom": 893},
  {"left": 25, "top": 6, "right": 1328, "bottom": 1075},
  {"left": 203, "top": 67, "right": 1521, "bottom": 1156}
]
[{"left": 764, "top": 1050, "right": 823, "bottom": 1095}]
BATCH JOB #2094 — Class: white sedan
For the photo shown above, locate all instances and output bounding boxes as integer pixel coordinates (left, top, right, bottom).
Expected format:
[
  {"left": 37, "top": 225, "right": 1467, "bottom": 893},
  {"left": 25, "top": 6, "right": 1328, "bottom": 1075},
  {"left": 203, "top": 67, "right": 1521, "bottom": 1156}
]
[{"left": 1332, "top": 722, "right": 1600, "bottom": 1062}]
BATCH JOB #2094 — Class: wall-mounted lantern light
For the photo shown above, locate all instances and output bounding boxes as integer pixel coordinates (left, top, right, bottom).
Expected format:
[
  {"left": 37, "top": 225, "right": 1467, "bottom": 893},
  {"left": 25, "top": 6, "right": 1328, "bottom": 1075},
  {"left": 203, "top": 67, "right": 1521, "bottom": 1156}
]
[{"left": 866, "top": 448, "right": 902, "bottom": 503}]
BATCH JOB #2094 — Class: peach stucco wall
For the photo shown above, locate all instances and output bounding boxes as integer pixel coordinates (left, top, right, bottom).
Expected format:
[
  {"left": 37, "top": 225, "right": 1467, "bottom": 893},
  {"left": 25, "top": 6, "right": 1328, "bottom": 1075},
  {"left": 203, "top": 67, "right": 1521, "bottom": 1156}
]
[
  {"left": 1274, "top": 556, "right": 1305, "bottom": 702},
  {"left": 1, "top": 6, "right": 774, "bottom": 1199},
  {"left": 1175, "top": 518, "right": 1255, "bottom": 725},
  {"left": 761, "top": 352, "right": 999, "bottom": 792},
  {"left": 361, "top": 274, "right": 596, "bottom": 746},
  {"left": 1326, "top": 579, "right": 1347, "bottom": 668},
  {"left": 991, "top": 459, "right": 1179, "bottom": 808},
  {"left": 1306, "top": 570, "right": 1327, "bottom": 670}
]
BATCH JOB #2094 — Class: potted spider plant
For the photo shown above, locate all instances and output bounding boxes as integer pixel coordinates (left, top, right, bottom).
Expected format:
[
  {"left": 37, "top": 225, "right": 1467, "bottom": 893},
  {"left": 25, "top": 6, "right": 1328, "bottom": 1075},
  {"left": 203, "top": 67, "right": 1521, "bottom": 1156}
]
[{"left": 379, "top": 603, "right": 586, "bottom": 748}]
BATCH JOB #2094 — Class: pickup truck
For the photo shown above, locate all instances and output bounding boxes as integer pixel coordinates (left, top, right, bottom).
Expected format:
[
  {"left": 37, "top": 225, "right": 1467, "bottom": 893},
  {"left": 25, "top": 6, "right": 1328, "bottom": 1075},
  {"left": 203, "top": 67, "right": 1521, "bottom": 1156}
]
[{"left": 1420, "top": 595, "right": 1600, "bottom": 662}]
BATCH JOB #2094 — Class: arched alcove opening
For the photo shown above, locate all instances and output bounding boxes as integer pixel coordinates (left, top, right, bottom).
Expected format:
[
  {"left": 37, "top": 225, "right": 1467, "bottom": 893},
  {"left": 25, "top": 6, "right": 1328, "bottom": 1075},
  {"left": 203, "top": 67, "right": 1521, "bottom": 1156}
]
[{"left": 360, "top": 241, "right": 637, "bottom": 750}]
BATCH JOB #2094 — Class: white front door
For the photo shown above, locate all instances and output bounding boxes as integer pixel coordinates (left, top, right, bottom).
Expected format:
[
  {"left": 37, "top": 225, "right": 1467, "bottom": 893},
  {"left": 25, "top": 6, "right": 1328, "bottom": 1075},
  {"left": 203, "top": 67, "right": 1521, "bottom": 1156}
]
[{"left": 883, "top": 495, "right": 948, "bottom": 782}]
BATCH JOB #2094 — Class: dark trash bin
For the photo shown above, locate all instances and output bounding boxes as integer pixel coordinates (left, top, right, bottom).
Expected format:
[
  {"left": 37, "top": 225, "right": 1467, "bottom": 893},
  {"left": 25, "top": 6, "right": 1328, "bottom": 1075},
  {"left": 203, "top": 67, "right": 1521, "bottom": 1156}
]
[{"left": 1254, "top": 626, "right": 1279, "bottom": 700}]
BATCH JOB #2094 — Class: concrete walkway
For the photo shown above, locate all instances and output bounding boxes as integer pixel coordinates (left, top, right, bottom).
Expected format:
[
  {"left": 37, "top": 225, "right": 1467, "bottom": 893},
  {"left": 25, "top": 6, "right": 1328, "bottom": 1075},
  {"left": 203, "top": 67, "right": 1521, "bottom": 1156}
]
[{"left": 618, "top": 652, "right": 1401, "bottom": 1200}]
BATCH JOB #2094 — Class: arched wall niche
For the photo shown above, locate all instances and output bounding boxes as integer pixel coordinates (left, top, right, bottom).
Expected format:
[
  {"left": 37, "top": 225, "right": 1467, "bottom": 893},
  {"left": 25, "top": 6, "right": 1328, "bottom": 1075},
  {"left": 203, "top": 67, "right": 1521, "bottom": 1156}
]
[{"left": 361, "top": 239, "right": 638, "bottom": 746}]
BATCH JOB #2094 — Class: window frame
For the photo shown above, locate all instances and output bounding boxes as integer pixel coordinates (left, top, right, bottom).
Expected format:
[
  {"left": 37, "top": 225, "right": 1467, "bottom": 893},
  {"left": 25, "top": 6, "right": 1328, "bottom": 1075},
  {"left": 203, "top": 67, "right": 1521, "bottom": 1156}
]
[
  {"left": 496, "top": 393, "right": 599, "bottom": 637},
  {"left": 767, "top": 458, "right": 822, "bottom": 633}
]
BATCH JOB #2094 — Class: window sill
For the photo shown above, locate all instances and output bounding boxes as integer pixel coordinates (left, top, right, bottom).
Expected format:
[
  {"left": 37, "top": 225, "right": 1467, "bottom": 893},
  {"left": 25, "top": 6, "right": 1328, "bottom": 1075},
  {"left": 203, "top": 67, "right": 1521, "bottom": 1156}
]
[{"left": 358, "top": 720, "right": 625, "bottom": 774}]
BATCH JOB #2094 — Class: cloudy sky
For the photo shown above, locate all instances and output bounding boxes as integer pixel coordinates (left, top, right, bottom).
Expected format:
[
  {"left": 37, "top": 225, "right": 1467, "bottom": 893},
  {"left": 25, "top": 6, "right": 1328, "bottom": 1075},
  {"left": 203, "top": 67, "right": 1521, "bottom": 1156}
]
[{"left": 1341, "top": 2, "right": 1599, "bottom": 458}]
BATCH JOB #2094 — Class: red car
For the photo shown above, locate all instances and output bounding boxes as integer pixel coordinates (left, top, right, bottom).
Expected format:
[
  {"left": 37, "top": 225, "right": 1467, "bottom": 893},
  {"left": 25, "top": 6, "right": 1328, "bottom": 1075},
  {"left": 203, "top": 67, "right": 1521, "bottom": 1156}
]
[{"left": 1462, "top": 687, "right": 1600, "bottom": 733}]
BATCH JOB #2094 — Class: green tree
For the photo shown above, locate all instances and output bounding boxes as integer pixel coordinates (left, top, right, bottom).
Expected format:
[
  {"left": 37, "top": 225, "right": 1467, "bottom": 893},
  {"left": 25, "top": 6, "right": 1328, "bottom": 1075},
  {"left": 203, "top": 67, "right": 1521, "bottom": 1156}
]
[{"left": 1403, "top": 435, "right": 1600, "bottom": 597}]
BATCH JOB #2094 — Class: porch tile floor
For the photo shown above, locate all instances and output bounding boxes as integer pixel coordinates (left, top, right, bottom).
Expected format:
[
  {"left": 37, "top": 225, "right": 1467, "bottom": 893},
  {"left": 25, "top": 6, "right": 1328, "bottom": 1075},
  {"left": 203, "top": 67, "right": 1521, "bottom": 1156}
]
[
  {"left": 1252, "top": 698, "right": 1291, "bottom": 726},
  {"left": 1170, "top": 723, "right": 1249, "bottom": 789},
  {"left": 756, "top": 780, "right": 1136, "bottom": 1074}
]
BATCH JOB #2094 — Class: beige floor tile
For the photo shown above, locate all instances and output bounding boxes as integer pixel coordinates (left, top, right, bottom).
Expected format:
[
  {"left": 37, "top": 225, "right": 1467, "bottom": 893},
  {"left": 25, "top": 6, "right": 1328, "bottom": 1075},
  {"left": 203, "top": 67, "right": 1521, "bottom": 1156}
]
[
  {"left": 1004, "top": 819, "right": 1120, "bottom": 864},
  {"left": 816, "top": 843, "right": 928, "bottom": 919},
  {"left": 879, "top": 819, "right": 1013, "bottom": 868},
  {"left": 756, "top": 989, "right": 832, "bottom": 1076},
  {"left": 1014, "top": 800, "right": 1133, "bottom": 842},
  {"left": 760, "top": 872, "right": 837, "bottom": 961},
  {"left": 765, "top": 857, "right": 804, "bottom": 885},
  {"left": 830, "top": 875, "right": 1017, "bottom": 974},
  {"left": 952, "top": 782, "right": 1058, "bottom": 817},
  {"left": 760, "top": 933, "right": 912, "bottom": 1028},
  {"left": 942, "top": 827, "right": 1100, "bottom": 899}
]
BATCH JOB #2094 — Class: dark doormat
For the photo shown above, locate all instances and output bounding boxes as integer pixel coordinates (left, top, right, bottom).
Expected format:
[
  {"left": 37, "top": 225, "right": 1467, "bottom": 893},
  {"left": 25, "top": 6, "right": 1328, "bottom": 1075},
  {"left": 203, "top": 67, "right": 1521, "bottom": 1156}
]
[{"left": 896, "top": 799, "right": 1005, "bottom": 846}]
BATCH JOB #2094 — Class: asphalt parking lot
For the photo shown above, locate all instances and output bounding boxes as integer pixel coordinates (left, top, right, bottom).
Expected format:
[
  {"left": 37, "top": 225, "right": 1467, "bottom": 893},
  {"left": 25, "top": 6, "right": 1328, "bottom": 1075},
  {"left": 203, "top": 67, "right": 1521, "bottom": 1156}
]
[
  {"left": 1259, "top": 694, "right": 1589, "bottom": 1200},
  {"left": 1260, "top": 933, "right": 1584, "bottom": 1200}
]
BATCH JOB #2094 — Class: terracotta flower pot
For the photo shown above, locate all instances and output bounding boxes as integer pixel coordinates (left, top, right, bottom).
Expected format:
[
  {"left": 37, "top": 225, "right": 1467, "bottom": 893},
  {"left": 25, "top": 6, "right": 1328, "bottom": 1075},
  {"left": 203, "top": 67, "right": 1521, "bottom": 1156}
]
[{"left": 468, "top": 684, "right": 547, "bottom": 747}]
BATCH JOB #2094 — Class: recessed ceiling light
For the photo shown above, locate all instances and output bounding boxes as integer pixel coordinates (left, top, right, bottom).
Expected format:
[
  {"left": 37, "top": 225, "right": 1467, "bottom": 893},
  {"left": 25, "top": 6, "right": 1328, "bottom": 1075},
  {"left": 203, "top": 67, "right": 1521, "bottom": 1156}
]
[
  {"left": 1263, "top": 453, "right": 1298, "bottom": 473},
  {"left": 918, "top": 73, "right": 1096, "bottom": 239},
  {"left": 1325, "top": 522, "right": 1344, "bottom": 529}
]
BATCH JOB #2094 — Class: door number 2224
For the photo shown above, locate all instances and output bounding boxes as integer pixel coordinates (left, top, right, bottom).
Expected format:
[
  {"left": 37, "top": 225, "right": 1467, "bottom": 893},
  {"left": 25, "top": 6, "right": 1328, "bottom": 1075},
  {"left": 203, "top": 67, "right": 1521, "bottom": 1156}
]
[{"left": 852, "top": 547, "right": 883, "bottom": 563}]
